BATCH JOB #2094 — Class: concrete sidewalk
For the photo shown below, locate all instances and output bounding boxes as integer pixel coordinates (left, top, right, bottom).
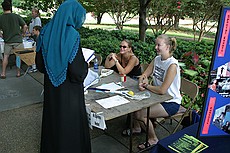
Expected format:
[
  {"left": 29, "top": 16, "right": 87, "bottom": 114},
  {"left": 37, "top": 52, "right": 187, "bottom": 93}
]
[{"left": 0, "top": 63, "right": 179, "bottom": 153}]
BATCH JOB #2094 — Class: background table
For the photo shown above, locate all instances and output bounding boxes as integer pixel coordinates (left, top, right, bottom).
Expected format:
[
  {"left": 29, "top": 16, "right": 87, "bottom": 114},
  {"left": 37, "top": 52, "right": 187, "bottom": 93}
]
[
  {"left": 150, "top": 122, "right": 230, "bottom": 153},
  {"left": 14, "top": 47, "right": 36, "bottom": 75}
]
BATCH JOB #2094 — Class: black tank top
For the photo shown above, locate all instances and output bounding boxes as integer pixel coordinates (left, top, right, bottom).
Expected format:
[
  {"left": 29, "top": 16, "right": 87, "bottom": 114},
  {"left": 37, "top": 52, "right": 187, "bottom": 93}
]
[{"left": 111, "top": 56, "right": 142, "bottom": 78}]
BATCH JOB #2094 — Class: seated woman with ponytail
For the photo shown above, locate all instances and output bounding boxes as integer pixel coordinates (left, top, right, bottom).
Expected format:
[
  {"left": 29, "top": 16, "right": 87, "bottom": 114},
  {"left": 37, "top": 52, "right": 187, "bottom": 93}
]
[{"left": 124, "top": 34, "right": 182, "bottom": 150}]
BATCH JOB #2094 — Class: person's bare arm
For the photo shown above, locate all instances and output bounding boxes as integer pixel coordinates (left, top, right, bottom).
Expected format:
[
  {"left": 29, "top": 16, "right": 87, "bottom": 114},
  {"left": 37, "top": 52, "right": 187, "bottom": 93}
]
[
  {"left": 104, "top": 53, "right": 117, "bottom": 68},
  {"left": 22, "top": 24, "right": 28, "bottom": 36},
  {"left": 145, "top": 64, "right": 177, "bottom": 94},
  {"left": 115, "top": 55, "right": 138, "bottom": 74},
  {"left": 139, "top": 60, "right": 154, "bottom": 91}
]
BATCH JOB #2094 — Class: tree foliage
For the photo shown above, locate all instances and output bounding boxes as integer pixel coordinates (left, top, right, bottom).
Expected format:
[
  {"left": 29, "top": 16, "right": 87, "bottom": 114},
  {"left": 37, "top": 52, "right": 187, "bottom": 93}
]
[
  {"left": 183, "top": 0, "right": 230, "bottom": 42},
  {"left": 17, "top": 0, "right": 62, "bottom": 14},
  {"left": 106, "top": 0, "right": 139, "bottom": 30},
  {"left": 10, "top": 0, "right": 230, "bottom": 42},
  {"left": 147, "top": 0, "right": 183, "bottom": 36},
  {"left": 78, "top": 0, "right": 107, "bottom": 24}
]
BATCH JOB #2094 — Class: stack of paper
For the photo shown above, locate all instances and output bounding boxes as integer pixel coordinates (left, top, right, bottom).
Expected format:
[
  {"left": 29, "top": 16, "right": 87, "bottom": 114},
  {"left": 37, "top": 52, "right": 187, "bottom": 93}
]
[{"left": 168, "top": 134, "right": 208, "bottom": 153}]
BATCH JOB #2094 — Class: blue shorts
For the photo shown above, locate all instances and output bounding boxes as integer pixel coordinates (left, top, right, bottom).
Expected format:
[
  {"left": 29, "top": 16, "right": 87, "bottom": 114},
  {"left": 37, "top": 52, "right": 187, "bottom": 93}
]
[{"left": 161, "top": 102, "right": 180, "bottom": 116}]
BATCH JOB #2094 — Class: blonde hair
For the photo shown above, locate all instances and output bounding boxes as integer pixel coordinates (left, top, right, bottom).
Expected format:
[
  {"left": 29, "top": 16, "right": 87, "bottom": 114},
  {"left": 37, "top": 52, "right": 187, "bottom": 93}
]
[
  {"left": 122, "top": 39, "right": 134, "bottom": 52},
  {"left": 32, "top": 8, "right": 40, "bottom": 18},
  {"left": 157, "top": 34, "right": 177, "bottom": 55}
]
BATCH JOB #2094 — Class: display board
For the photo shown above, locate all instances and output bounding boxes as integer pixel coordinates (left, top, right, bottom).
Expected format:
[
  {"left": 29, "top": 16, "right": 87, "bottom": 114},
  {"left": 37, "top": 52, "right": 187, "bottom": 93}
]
[{"left": 198, "top": 6, "right": 230, "bottom": 137}]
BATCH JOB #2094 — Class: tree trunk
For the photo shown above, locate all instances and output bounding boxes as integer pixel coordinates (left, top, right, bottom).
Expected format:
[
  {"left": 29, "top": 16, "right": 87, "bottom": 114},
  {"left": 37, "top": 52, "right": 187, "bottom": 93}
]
[
  {"left": 174, "top": 15, "right": 179, "bottom": 29},
  {"left": 192, "top": 18, "right": 196, "bottom": 41},
  {"left": 198, "top": 30, "right": 204, "bottom": 42},
  {"left": 96, "top": 13, "right": 104, "bottom": 24},
  {"left": 139, "top": 0, "right": 151, "bottom": 42}
]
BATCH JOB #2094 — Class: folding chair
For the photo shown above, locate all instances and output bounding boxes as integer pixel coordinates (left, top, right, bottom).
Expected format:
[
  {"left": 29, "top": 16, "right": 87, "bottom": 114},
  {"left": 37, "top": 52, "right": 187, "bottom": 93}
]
[
  {"left": 140, "top": 63, "right": 149, "bottom": 73},
  {"left": 155, "top": 77, "right": 199, "bottom": 134}
]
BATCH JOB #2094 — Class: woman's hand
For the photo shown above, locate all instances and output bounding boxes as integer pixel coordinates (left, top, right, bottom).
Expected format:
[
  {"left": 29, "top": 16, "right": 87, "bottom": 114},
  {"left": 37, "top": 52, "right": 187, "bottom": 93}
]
[
  {"left": 109, "top": 53, "right": 117, "bottom": 61},
  {"left": 138, "top": 74, "right": 148, "bottom": 91},
  {"left": 139, "top": 82, "right": 146, "bottom": 91},
  {"left": 105, "top": 53, "right": 118, "bottom": 68}
]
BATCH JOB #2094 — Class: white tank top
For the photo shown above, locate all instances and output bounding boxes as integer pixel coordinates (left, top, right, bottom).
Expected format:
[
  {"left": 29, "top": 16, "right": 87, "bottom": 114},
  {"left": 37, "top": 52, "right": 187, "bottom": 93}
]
[{"left": 152, "top": 55, "right": 182, "bottom": 104}]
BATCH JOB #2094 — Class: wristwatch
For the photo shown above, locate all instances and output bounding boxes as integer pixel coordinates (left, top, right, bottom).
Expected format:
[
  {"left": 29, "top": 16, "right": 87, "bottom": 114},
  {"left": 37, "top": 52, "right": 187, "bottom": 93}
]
[{"left": 115, "top": 59, "right": 118, "bottom": 64}]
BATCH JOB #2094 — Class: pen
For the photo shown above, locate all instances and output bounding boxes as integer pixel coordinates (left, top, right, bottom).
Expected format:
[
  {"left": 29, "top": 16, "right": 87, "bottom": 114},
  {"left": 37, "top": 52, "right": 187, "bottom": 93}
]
[
  {"left": 109, "top": 53, "right": 114, "bottom": 61},
  {"left": 87, "top": 87, "right": 110, "bottom": 92}
]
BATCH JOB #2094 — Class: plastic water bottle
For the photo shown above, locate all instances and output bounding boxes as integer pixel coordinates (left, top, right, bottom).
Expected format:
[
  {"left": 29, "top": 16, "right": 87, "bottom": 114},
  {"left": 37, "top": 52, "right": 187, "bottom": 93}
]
[{"left": 94, "top": 57, "right": 99, "bottom": 73}]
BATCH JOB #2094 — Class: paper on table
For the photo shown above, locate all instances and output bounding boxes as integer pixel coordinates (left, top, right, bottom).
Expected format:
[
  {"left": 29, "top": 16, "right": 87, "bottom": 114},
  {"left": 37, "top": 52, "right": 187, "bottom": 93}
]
[
  {"left": 96, "top": 82, "right": 124, "bottom": 91},
  {"left": 82, "top": 48, "right": 95, "bottom": 63},
  {"left": 84, "top": 69, "right": 99, "bottom": 90},
  {"left": 96, "top": 95, "right": 130, "bottom": 109}
]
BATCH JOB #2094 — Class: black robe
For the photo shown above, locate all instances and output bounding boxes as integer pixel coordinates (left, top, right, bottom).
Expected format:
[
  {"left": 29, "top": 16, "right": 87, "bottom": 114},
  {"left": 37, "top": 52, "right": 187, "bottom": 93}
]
[{"left": 36, "top": 46, "right": 91, "bottom": 153}]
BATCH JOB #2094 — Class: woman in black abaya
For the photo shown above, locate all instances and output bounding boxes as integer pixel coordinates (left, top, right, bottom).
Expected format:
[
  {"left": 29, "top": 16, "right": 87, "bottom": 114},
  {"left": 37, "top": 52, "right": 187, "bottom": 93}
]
[{"left": 35, "top": 0, "right": 91, "bottom": 152}]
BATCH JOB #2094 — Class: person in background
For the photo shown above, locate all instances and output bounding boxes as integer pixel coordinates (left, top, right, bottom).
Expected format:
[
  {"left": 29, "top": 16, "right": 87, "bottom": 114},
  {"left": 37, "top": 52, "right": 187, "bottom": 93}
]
[
  {"left": 32, "top": 25, "right": 41, "bottom": 40},
  {"left": 0, "top": 0, "right": 27, "bottom": 79},
  {"left": 124, "top": 34, "right": 182, "bottom": 149},
  {"left": 28, "top": 25, "right": 41, "bottom": 73},
  {"left": 29, "top": 8, "right": 41, "bottom": 39},
  {"left": 35, "top": 0, "right": 91, "bottom": 153},
  {"left": 104, "top": 39, "right": 142, "bottom": 79}
]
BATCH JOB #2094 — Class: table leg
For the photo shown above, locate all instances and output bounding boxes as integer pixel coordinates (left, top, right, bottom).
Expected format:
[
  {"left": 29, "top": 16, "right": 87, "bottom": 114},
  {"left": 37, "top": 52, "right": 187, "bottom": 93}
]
[
  {"left": 23, "top": 67, "right": 30, "bottom": 76},
  {"left": 137, "top": 107, "right": 151, "bottom": 153},
  {"left": 145, "top": 107, "right": 150, "bottom": 148},
  {"left": 129, "top": 113, "right": 133, "bottom": 153}
]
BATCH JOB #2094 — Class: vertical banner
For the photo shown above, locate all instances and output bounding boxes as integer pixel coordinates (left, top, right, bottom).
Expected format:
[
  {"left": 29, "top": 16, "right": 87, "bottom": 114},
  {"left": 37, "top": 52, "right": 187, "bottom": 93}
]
[{"left": 198, "top": 6, "right": 230, "bottom": 137}]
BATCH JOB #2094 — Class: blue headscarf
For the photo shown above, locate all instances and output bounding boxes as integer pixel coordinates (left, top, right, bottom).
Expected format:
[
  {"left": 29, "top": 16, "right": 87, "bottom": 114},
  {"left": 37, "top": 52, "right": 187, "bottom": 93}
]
[{"left": 36, "top": 0, "right": 86, "bottom": 87}]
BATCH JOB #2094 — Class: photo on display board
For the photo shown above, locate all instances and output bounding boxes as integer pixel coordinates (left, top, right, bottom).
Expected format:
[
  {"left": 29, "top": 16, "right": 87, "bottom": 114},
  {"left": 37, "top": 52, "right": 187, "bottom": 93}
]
[
  {"left": 208, "top": 62, "right": 230, "bottom": 97},
  {"left": 212, "top": 104, "right": 230, "bottom": 134}
]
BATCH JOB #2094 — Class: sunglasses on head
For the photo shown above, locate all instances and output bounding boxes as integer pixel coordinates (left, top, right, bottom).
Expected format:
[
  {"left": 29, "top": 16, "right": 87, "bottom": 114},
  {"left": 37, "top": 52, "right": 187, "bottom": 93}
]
[{"left": 119, "top": 45, "right": 127, "bottom": 48}]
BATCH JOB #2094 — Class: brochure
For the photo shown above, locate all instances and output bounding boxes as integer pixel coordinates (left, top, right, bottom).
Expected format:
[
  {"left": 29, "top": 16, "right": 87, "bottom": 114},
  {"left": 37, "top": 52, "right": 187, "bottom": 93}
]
[
  {"left": 82, "top": 48, "right": 95, "bottom": 63},
  {"left": 168, "top": 134, "right": 208, "bottom": 153}
]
